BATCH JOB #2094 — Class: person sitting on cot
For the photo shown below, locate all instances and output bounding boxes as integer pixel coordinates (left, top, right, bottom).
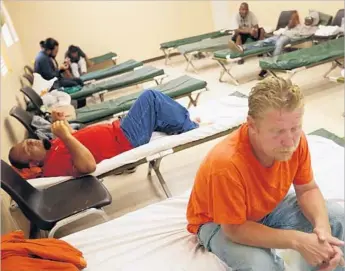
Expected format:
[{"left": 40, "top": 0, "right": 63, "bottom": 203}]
[
  {"left": 187, "top": 76, "right": 345, "bottom": 271},
  {"left": 228, "top": 11, "right": 319, "bottom": 79},
  {"left": 65, "top": 45, "right": 92, "bottom": 78},
  {"left": 9, "top": 90, "right": 205, "bottom": 178},
  {"left": 231, "top": 2, "right": 266, "bottom": 46}
]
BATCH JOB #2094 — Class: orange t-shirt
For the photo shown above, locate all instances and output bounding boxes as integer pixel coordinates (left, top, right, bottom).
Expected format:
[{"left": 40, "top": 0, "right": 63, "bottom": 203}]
[{"left": 186, "top": 123, "right": 313, "bottom": 234}]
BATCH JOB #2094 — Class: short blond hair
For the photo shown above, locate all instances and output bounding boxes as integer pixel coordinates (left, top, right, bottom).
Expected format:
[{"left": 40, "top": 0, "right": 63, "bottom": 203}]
[{"left": 248, "top": 76, "right": 304, "bottom": 119}]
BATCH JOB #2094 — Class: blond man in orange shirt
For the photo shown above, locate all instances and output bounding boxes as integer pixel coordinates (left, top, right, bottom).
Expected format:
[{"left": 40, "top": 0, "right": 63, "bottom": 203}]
[{"left": 187, "top": 77, "right": 344, "bottom": 271}]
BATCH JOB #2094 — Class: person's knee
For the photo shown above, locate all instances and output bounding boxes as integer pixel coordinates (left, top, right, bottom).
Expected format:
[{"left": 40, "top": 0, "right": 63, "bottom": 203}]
[
  {"left": 139, "top": 89, "right": 158, "bottom": 103},
  {"left": 221, "top": 246, "right": 285, "bottom": 271},
  {"left": 70, "top": 63, "right": 78, "bottom": 70},
  {"left": 209, "top": 229, "right": 284, "bottom": 271}
]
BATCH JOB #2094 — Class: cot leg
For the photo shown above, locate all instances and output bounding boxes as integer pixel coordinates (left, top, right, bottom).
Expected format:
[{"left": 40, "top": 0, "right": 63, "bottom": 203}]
[
  {"left": 148, "top": 159, "right": 172, "bottom": 198},
  {"left": 268, "top": 70, "right": 278, "bottom": 78},
  {"left": 324, "top": 60, "right": 343, "bottom": 79},
  {"left": 217, "top": 60, "right": 239, "bottom": 86},
  {"left": 323, "top": 62, "right": 338, "bottom": 78},
  {"left": 187, "top": 92, "right": 202, "bottom": 108},
  {"left": 184, "top": 54, "right": 198, "bottom": 73},
  {"left": 286, "top": 70, "right": 297, "bottom": 80},
  {"left": 163, "top": 49, "right": 171, "bottom": 65},
  {"left": 147, "top": 162, "right": 153, "bottom": 176}
]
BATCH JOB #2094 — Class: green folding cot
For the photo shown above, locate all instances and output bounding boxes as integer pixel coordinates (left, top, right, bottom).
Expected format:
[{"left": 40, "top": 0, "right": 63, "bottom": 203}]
[
  {"left": 87, "top": 52, "right": 118, "bottom": 72},
  {"left": 260, "top": 37, "right": 344, "bottom": 80},
  {"left": 73, "top": 75, "right": 208, "bottom": 124},
  {"left": 160, "top": 30, "right": 230, "bottom": 64},
  {"left": 212, "top": 9, "right": 334, "bottom": 85},
  {"left": 177, "top": 35, "right": 232, "bottom": 72},
  {"left": 70, "top": 66, "right": 166, "bottom": 101},
  {"left": 80, "top": 59, "right": 143, "bottom": 82},
  {"left": 89, "top": 52, "right": 118, "bottom": 65}
]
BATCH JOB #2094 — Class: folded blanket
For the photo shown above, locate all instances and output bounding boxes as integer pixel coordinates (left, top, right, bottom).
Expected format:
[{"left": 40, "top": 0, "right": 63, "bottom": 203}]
[
  {"left": 315, "top": 25, "right": 342, "bottom": 36},
  {"left": 1, "top": 231, "right": 87, "bottom": 271},
  {"left": 12, "top": 166, "right": 43, "bottom": 180}
]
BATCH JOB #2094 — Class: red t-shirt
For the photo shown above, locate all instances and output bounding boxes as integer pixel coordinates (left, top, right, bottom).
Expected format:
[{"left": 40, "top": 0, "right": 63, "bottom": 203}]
[{"left": 43, "top": 120, "right": 133, "bottom": 177}]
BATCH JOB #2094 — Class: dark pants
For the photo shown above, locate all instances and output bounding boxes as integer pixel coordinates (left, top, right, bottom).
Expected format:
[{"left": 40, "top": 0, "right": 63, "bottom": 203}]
[
  {"left": 53, "top": 78, "right": 86, "bottom": 108},
  {"left": 120, "top": 90, "right": 198, "bottom": 147},
  {"left": 232, "top": 27, "right": 264, "bottom": 44},
  {"left": 58, "top": 77, "right": 84, "bottom": 88}
]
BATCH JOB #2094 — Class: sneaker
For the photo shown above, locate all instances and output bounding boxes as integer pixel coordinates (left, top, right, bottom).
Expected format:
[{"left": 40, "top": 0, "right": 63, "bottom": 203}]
[
  {"left": 237, "top": 59, "right": 245, "bottom": 65},
  {"left": 228, "top": 40, "right": 244, "bottom": 54},
  {"left": 125, "top": 167, "right": 137, "bottom": 174},
  {"left": 257, "top": 69, "right": 268, "bottom": 80}
]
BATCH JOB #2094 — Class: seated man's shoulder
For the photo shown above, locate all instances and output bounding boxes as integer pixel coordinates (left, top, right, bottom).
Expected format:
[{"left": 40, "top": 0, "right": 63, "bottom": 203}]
[{"left": 202, "top": 128, "right": 246, "bottom": 170}]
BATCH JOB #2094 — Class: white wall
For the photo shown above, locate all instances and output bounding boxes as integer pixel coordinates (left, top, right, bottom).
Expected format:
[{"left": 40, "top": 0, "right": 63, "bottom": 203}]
[{"left": 211, "top": 0, "right": 232, "bottom": 30}]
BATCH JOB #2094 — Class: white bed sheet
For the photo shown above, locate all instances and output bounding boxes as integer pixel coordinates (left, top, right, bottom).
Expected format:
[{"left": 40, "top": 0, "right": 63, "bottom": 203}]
[
  {"left": 28, "top": 95, "right": 248, "bottom": 189},
  {"left": 62, "top": 135, "right": 344, "bottom": 271}
]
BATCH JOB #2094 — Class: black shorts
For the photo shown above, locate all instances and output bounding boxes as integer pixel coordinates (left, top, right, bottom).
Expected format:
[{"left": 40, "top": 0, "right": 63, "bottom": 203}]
[{"left": 232, "top": 27, "right": 264, "bottom": 44}]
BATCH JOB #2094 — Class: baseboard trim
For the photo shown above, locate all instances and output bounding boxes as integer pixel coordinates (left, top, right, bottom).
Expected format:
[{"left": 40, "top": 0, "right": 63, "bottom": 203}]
[{"left": 142, "top": 52, "right": 180, "bottom": 64}]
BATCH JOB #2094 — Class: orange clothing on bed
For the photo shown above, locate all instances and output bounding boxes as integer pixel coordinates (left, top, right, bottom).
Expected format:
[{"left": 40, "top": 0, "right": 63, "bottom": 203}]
[
  {"left": 186, "top": 123, "right": 313, "bottom": 234},
  {"left": 1, "top": 231, "right": 87, "bottom": 271}
]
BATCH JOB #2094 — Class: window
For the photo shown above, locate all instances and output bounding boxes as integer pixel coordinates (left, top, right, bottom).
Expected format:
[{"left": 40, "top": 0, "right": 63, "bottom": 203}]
[
  {"left": 1, "top": 2, "right": 19, "bottom": 47},
  {"left": 1, "top": 56, "right": 8, "bottom": 76}
]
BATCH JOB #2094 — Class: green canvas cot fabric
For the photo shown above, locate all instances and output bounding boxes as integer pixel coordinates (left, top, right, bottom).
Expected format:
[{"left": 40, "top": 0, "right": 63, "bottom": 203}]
[
  {"left": 259, "top": 37, "right": 344, "bottom": 70},
  {"left": 160, "top": 30, "right": 229, "bottom": 49},
  {"left": 214, "top": 45, "right": 276, "bottom": 59},
  {"left": 89, "top": 52, "right": 117, "bottom": 65},
  {"left": 61, "top": 86, "right": 82, "bottom": 94},
  {"left": 80, "top": 59, "right": 143, "bottom": 82},
  {"left": 177, "top": 35, "right": 232, "bottom": 54},
  {"left": 74, "top": 75, "right": 207, "bottom": 123},
  {"left": 70, "top": 66, "right": 165, "bottom": 100},
  {"left": 213, "top": 37, "right": 307, "bottom": 60}
]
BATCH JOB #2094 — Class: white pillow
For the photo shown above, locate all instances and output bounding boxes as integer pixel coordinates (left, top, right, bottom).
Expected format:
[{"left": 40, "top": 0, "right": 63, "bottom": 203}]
[{"left": 31, "top": 73, "right": 57, "bottom": 96}]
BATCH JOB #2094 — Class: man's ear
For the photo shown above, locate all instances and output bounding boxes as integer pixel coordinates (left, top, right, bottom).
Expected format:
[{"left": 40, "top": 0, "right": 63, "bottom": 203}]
[{"left": 247, "top": 115, "right": 259, "bottom": 134}]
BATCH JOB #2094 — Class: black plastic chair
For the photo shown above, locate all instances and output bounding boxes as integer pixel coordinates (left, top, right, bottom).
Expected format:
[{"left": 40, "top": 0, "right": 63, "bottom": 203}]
[
  {"left": 20, "top": 86, "right": 48, "bottom": 117},
  {"left": 24, "top": 65, "right": 34, "bottom": 76},
  {"left": 22, "top": 73, "right": 34, "bottom": 86},
  {"left": 9, "top": 106, "right": 39, "bottom": 139},
  {"left": 1, "top": 160, "right": 112, "bottom": 238},
  {"left": 332, "top": 9, "right": 344, "bottom": 27},
  {"left": 276, "top": 10, "right": 297, "bottom": 30}
]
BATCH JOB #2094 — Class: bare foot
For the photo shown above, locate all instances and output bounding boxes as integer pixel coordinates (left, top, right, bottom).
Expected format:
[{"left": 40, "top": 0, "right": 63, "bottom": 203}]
[
  {"left": 193, "top": 117, "right": 201, "bottom": 124},
  {"left": 193, "top": 117, "right": 213, "bottom": 126}
]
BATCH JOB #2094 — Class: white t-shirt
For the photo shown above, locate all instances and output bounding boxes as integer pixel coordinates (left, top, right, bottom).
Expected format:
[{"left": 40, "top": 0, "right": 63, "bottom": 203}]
[{"left": 232, "top": 11, "right": 259, "bottom": 29}]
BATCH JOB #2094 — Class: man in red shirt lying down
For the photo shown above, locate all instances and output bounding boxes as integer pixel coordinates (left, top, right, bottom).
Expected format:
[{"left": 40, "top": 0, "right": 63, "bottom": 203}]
[{"left": 9, "top": 90, "right": 201, "bottom": 177}]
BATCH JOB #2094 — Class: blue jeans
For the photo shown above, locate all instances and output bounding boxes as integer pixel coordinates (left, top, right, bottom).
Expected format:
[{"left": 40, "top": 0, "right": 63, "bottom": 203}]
[
  {"left": 120, "top": 89, "right": 198, "bottom": 147},
  {"left": 198, "top": 193, "right": 345, "bottom": 271},
  {"left": 242, "top": 35, "right": 291, "bottom": 56}
]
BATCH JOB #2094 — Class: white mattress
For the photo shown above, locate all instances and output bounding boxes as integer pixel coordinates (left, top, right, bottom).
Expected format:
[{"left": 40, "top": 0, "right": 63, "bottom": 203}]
[
  {"left": 62, "top": 135, "right": 344, "bottom": 271},
  {"left": 28, "top": 95, "right": 248, "bottom": 189}
]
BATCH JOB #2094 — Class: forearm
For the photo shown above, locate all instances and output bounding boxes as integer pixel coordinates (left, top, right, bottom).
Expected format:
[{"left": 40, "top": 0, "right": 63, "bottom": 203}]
[
  {"left": 222, "top": 221, "right": 303, "bottom": 249},
  {"left": 238, "top": 27, "right": 251, "bottom": 34},
  {"left": 51, "top": 118, "right": 75, "bottom": 133},
  {"left": 297, "top": 187, "right": 331, "bottom": 231},
  {"left": 60, "top": 135, "right": 96, "bottom": 174}
]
